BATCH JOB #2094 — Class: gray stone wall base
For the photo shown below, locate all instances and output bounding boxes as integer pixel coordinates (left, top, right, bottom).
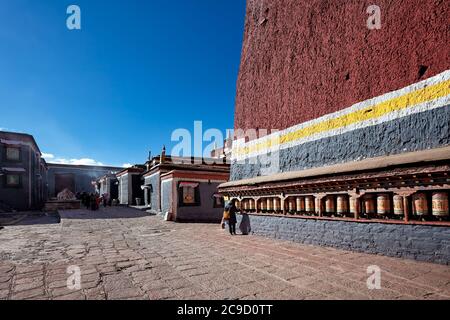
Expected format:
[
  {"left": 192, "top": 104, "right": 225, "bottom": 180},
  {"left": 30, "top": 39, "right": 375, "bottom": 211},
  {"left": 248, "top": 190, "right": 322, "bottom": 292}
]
[{"left": 237, "top": 215, "right": 450, "bottom": 265}]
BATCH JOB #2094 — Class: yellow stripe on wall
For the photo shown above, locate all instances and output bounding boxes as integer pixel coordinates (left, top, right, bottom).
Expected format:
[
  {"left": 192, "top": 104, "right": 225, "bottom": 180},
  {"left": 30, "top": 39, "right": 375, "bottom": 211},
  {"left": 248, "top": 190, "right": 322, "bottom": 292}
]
[{"left": 234, "top": 79, "right": 450, "bottom": 157}]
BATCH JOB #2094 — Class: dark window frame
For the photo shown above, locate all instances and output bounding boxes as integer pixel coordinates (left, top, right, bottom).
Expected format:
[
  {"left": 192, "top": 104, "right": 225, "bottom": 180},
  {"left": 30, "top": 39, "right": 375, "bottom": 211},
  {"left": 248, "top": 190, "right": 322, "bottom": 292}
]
[
  {"left": 4, "top": 173, "right": 23, "bottom": 188},
  {"left": 178, "top": 181, "right": 201, "bottom": 207},
  {"left": 213, "top": 195, "right": 225, "bottom": 208},
  {"left": 3, "top": 145, "right": 22, "bottom": 162}
]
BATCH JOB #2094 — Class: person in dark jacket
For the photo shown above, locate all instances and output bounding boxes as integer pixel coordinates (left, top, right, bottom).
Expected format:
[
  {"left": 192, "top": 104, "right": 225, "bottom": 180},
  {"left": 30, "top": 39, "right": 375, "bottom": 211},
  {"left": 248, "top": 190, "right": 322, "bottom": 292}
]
[
  {"left": 224, "top": 200, "right": 238, "bottom": 235},
  {"left": 81, "top": 192, "right": 88, "bottom": 209}
]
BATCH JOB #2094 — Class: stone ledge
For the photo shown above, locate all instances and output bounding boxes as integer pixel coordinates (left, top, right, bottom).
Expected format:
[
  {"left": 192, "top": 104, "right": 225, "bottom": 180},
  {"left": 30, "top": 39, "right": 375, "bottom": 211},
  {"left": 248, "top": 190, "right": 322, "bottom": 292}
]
[
  {"left": 44, "top": 200, "right": 81, "bottom": 212},
  {"left": 239, "top": 214, "right": 450, "bottom": 265}
]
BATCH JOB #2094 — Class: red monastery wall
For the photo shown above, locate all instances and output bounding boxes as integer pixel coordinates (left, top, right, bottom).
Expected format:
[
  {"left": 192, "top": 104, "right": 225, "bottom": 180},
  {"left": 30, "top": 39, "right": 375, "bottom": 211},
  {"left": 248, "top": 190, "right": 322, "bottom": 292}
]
[{"left": 234, "top": 0, "right": 449, "bottom": 131}]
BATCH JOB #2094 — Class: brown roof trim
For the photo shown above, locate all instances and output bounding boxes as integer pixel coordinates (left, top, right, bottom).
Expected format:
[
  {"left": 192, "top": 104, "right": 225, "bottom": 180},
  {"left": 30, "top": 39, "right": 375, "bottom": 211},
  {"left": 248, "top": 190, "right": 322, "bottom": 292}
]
[
  {"left": 47, "top": 163, "right": 122, "bottom": 171},
  {"left": 160, "top": 169, "right": 230, "bottom": 181},
  {"left": 96, "top": 173, "right": 118, "bottom": 182},
  {"left": 142, "top": 162, "right": 230, "bottom": 177},
  {"left": 219, "top": 146, "right": 450, "bottom": 189},
  {"left": 219, "top": 164, "right": 449, "bottom": 194},
  {"left": 116, "top": 167, "right": 145, "bottom": 177}
]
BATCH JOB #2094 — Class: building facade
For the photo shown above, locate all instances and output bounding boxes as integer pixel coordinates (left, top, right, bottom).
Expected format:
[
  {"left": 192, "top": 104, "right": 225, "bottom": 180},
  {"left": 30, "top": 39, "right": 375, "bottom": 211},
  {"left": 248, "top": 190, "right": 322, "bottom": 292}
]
[
  {"left": 219, "top": 0, "right": 450, "bottom": 264},
  {"left": 47, "top": 163, "right": 122, "bottom": 198},
  {"left": 96, "top": 174, "right": 119, "bottom": 200},
  {"left": 0, "top": 131, "right": 48, "bottom": 211},
  {"left": 135, "top": 148, "right": 231, "bottom": 222},
  {"left": 116, "top": 166, "right": 145, "bottom": 205}
]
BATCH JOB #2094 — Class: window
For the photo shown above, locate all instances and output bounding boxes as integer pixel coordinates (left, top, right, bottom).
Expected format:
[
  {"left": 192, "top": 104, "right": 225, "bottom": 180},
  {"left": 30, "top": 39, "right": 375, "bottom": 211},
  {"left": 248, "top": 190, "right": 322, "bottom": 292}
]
[
  {"left": 179, "top": 182, "right": 200, "bottom": 206},
  {"left": 5, "top": 174, "right": 21, "bottom": 187},
  {"left": 5, "top": 146, "right": 20, "bottom": 161},
  {"left": 213, "top": 194, "right": 224, "bottom": 208}
]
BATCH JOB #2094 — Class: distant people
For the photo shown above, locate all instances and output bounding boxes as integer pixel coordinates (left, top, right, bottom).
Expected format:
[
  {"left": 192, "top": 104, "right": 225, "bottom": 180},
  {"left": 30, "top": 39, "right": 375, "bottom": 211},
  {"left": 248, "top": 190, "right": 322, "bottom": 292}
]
[
  {"left": 239, "top": 212, "right": 251, "bottom": 235},
  {"left": 102, "top": 193, "right": 109, "bottom": 207},
  {"left": 89, "top": 193, "right": 99, "bottom": 211},
  {"left": 223, "top": 200, "right": 237, "bottom": 235},
  {"left": 96, "top": 194, "right": 101, "bottom": 210},
  {"left": 81, "top": 192, "right": 89, "bottom": 209}
]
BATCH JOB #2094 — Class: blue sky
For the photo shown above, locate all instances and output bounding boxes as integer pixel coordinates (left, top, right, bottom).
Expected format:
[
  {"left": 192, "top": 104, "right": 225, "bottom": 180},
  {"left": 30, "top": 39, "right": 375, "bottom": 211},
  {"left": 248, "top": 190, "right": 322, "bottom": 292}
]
[{"left": 0, "top": 0, "right": 245, "bottom": 167}]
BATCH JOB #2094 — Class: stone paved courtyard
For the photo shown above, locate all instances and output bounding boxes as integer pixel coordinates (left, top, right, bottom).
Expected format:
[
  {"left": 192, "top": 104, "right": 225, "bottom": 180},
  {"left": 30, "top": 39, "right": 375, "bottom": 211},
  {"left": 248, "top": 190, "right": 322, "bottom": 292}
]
[{"left": 0, "top": 207, "right": 449, "bottom": 300}]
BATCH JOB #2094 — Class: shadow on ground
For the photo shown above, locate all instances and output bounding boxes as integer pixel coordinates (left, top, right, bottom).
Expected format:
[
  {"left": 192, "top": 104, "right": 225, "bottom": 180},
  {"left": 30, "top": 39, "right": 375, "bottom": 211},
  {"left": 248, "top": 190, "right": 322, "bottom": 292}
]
[
  {"left": 59, "top": 207, "right": 151, "bottom": 220},
  {"left": 0, "top": 212, "right": 60, "bottom": 227}
]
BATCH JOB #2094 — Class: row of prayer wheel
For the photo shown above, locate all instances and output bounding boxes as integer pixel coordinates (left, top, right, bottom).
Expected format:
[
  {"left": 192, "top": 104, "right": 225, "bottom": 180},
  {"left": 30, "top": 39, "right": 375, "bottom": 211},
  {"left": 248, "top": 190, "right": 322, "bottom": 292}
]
[
  {"left": 362, "top": 192, "right": 449, "bottom": 217},
  {"left": 260, "top": 198, "right": 283, "bottom": 212},
  {"left": 237, "top": 196, "right": 316, "bottom": 213},
  {"left": 235, "top": 191, "right": 449, "bottom": 217}
]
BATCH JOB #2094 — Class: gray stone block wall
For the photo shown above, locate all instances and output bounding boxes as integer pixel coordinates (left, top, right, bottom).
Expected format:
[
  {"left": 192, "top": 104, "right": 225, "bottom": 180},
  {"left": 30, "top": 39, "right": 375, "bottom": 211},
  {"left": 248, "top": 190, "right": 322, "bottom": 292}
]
[
  {"left": 144, "top": 173, "right": 160, "bottom": 211},
  {"left": 161, "top": 180, "right": 172, "bottom": 215},
  {"left": 237, "top": 214, "right": 450, "bottom": 265},
  {"left": 118, "top": 175, "right": 129, "bottom": 205}
]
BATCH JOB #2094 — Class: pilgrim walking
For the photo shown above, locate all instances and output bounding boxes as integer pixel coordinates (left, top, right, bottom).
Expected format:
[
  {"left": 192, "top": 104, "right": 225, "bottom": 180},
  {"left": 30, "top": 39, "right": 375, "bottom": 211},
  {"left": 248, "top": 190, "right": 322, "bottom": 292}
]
[{"left": 223, "top": 200, "right": 237, "bottom": 235}]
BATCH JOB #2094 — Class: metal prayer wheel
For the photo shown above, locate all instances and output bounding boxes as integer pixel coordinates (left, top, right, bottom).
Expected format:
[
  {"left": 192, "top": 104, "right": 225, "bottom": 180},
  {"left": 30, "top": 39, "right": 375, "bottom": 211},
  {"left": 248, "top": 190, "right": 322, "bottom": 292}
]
[
  {"left": 413, "top": 193, "right": 429, "bottom": 216},
  {"left": 393, "top": 195, "right": 404, "bottom": 215},
  {"left": 288, "top": 198, "right": 295, "bottom": 212},
  {"left": 260, "top": 199, "right": 267, "bottom": 211},
  {"left": 296, "top": 197, "right": 305, "bottom": 212},
  {"left": 243, "top": 199, "right": 249, "bottom": 211},
  {"left": 325, "top": 196, "right": 335, "bottom": 213},
  {"left": 235, "top": 200, "right": 240, "bottom": 209},
  {"left": 273, "top": 198, "right": 281, "bottom": 212},
  {"left": 249, "top": 199, "right": 255, "bottom": 211},
  {"left": 315, "top": 197, "right": 322, "bottom": 214},
  {"left": 364, "top": 194, "right": 376, "bottom": 215},
  {"left": 349, "top": 197, "right": 359, "bottom": 214},
  {"left": 266, "top": 198, "right": 273, "bottom": 211},
  {"left": 432, "top": 192, "right": 449, "bottom": 217},
  {"left": 305, "top": 196, "right": 314, "bottom": 212},
  {"left": 377, "top": 194, "right": 390, "bottom": 215},
  {"left": 336, "top": 195, "right": 348, "bottom": 214}
]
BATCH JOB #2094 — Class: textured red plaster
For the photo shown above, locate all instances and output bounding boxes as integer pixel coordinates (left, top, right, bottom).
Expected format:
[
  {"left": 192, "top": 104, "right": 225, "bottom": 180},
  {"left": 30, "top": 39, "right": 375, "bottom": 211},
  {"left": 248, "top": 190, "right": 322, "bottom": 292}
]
[{"left": 234, "top": 0, "right": 450, "bottom": 132}]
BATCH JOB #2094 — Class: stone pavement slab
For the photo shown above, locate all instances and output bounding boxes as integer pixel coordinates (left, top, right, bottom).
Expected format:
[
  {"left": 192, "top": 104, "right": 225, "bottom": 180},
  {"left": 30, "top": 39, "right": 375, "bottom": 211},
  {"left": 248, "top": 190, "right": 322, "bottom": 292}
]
[{"left": 0, "top": 207, "right": 449, "bottom": 300}]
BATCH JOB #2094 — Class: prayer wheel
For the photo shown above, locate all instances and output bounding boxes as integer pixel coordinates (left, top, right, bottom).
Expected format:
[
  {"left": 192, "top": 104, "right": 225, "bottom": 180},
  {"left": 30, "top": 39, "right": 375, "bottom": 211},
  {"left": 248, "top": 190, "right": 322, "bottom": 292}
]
[
  {"left": 413, "top": 193, "right": 428, "bottom": 216},
  {"left": 336, "top": 195, "right": 348, "bottom": 214},
  {"left": 325, "top": 196, "right": 335, "bottom": 213},
  {"left": 432, "top": 192, "right": 449, "bottom": 217},
  {"left": 260, "top": 199, "right": 267, "bottom": 211},
  {"left": 273, "top": 198, "right": 281, "bottom": 212},
  {"left": 349, "top": 197, "right": 359, "bottom": 215},
  {"left": 305, "top": 196, "right": 314, "bottom": 212},
  {"left": 235, "top": 200, "right": 241, "bottom": 210},
  {"left": 266, "top": 198, "right": 273, "bottom": 211},
  {"left": 243, "top": 199, "right": 249, "bottom": 211},
  {"left": 393, "top": 195, "right": 404, "bottom": 215},
  {"left": 364, "top": 194, "right": 376, "bottom": 215},
  {"left": 377, "top": 194, "right": 390, "bottom": 215},
  {"left": 315, "top": 197, "right": 322, "bottom": 214},
  {"left": 249, "top": 199, "right": 255, "bottom": 211},
  {"left": 296, "top": 197, "right": 305, "bottom": 212},
  {"left": 288, "top": 198, "right": 295, "bottom": 212}
]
